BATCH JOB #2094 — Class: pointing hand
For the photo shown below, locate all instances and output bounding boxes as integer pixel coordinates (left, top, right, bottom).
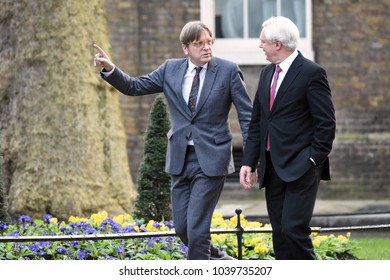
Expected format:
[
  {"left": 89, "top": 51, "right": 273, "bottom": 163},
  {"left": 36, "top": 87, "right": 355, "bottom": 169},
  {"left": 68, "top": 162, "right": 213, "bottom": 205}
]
[{"left": 93, "top": 43, "right": 114, "bottom": 71}]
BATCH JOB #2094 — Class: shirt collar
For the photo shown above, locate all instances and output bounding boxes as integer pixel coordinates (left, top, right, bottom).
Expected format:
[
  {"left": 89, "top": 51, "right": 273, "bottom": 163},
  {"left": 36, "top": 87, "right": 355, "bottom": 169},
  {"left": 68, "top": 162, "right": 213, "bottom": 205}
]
[
  {"left": 278, "top": 50, "right": 299, "bottom": 72},
  {"left": 188, "top": 59, "right": 208, "bottom": 72}
]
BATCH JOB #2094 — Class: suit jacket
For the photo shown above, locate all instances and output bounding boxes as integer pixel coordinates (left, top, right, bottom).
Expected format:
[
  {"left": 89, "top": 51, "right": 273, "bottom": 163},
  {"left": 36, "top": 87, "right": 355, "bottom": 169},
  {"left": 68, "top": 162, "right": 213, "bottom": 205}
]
[
  {"left": 102, "top": 56, "right": 252, "bottom": 177},
  {"left": 242, "top": 52, "right": 336, "bottom": 187}
]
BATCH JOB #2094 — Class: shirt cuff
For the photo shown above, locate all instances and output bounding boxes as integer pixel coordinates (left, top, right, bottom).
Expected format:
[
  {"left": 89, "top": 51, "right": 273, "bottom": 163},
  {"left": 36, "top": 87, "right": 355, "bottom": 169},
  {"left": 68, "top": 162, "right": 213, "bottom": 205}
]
[
  {"left": 101, "top": 65, "right": 115, "bottom": 77},
  {"left": 309, "top": 157, "right": 316, "bottom": 166}
]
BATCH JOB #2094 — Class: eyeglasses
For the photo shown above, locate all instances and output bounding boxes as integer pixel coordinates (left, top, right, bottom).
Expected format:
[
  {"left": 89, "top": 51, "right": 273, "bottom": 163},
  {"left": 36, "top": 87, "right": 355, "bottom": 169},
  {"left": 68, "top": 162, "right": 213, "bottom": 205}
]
[{"left": 190, "top": 39, "right": 215, "bottom": 48}]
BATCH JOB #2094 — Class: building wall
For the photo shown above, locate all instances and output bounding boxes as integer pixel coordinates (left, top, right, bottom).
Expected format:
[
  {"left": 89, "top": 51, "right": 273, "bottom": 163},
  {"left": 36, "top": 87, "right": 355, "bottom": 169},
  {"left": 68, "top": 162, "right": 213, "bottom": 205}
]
[
  {"left": 312, "top": 0, "right": 390, "bottom": 198},
  {"left": 105, "top": 0, "right": 200, "bottom": 182},
  {"left": 106, "top": 0, "right": 390, "bottom": 199}
]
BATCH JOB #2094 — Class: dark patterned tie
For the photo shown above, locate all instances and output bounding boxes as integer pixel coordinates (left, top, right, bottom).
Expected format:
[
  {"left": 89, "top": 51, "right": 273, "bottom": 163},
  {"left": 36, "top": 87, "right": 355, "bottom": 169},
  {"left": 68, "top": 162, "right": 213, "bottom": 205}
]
[{"left": 188, "top": 67, "right": 202, "bottom": 114}]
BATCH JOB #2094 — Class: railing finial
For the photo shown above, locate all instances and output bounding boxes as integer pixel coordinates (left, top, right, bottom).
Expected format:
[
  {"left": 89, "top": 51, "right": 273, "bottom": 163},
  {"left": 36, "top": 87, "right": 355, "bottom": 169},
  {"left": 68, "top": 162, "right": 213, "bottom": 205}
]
[{"left": 235, "top": 208, "right": 244, "bottom": 260}]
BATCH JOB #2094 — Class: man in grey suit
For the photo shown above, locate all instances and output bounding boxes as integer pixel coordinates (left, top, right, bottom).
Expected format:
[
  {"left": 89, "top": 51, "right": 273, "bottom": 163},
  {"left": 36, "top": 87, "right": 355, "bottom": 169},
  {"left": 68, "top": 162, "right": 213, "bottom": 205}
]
[
  {"left": 240, "top": 16, "right": 336, "bottom": 259},
  {"left": 93, "top": 21, "right": 252, "bottom": 260}
]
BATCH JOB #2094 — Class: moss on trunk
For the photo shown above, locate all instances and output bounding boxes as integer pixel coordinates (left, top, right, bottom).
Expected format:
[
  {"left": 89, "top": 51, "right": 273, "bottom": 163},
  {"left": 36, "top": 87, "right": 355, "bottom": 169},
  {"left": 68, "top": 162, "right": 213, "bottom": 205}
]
[{"left": 0, "top": 0, "right": 136, "bottom": 220}]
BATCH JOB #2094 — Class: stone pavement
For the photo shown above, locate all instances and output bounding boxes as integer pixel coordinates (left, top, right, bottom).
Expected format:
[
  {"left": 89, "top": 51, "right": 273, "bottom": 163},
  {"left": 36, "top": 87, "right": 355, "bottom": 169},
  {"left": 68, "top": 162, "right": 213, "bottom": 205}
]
[
  {"left": 216, "top": 189, "right": 390, "bottom": 216},
  {"left": 215, "top": 187, "right": 390, "bottom": 236}
]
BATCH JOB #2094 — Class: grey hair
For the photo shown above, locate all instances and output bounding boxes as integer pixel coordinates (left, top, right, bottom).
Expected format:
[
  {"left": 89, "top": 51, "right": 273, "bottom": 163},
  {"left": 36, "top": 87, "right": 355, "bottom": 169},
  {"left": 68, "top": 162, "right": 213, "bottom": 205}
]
[
  {"left": 179, "top": 21, "right": 213, "bottom": 45},
  {"left": 261, "top": 16, "right": 300, "bottom": 50}
]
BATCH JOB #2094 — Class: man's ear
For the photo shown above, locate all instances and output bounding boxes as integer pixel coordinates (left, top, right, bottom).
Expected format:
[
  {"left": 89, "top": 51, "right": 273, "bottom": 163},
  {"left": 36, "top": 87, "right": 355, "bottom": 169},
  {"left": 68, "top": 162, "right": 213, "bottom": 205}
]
[
  {"left": 182, "top": 44, "right": 189, "bottom": 55},
  {"left": 275, "top": 40, "right": 283, "bottom": 50}
]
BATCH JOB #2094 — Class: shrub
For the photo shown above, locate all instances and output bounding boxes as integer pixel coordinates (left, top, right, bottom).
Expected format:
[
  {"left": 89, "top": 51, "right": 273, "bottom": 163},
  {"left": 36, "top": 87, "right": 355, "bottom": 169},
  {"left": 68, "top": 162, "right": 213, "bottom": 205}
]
[{"left": 133, "top": 95, "right": 172, "bottom": 221}]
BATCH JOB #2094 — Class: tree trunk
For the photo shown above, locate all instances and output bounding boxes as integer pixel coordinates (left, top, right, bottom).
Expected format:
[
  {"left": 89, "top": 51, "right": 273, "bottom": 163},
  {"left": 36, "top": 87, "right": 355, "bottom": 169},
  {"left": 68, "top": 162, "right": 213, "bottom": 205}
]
[{"left": 0, "top": 0, "right": 136, "bottom": 221}]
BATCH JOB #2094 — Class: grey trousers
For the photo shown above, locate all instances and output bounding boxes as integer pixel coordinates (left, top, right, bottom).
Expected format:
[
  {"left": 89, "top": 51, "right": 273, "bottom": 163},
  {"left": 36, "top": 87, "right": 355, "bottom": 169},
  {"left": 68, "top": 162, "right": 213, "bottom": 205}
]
[{"left": 171, "top": 149, "right": 226, "bottom": 260}]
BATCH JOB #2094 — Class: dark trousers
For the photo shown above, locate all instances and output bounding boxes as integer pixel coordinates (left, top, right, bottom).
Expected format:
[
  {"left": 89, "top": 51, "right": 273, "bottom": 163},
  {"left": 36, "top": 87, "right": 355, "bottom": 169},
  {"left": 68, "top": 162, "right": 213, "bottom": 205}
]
[
  {"left": 171, "top": 149, "right": 225, "bottom": 260},
  {"left": 264, "top": 152, "right": 319, "bottom": 260}
]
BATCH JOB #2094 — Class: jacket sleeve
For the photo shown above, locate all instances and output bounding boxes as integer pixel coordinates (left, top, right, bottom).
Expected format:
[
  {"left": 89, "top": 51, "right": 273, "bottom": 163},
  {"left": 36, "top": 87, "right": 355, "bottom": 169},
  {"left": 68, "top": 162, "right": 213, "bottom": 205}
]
[
  {"left": 101, "top": 62, "right": 165, "bottom": 96},
  {"left": 230, "top": 64, "right": 253, "bottom": 148},
  {"left": 306, "top": 66, "right": 336, "bottom": 165},
  {"left": 241, "top": 81, "right": 262, "bottom": 171}
]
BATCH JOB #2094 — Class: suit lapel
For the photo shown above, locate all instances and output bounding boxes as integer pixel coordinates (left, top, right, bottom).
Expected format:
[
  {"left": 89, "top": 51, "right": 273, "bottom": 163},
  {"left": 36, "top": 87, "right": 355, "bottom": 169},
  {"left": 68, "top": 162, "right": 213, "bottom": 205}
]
[
  {"left": 193, "top": 59, "right": 217, "bottom": 117},
  {"left": 174, "top": 59, "right": 192, "bottom": 116},
  {"left": 262, "top": 66, "right": 275, "bottom": 116},
  {"left": 272, "top": 53, "right": 303, "bottom": 111}
]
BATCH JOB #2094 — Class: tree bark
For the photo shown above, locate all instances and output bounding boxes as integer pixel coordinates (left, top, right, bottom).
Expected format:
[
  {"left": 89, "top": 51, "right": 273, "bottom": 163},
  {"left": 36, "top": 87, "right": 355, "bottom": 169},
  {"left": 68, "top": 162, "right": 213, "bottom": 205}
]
[{"left": 0, "top": 0, "right": 136, "bottom": 220}]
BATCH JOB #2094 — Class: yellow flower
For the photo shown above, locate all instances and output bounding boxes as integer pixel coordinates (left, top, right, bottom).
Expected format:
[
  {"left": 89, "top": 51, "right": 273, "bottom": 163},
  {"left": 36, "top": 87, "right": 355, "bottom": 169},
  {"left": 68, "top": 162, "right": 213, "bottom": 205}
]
[
  {"left": 229, "top": 214, "right": 246, "bottom": 226},
  {"left": 212, "top": 212, "right": 224, "bottom": 219},
  {"left": 68, "top": 216, "right": 79, "bottom": 223},
  {"left": 90, "top": 215, "right": 103, "bottom": 225},
  {"left": 314, "top": 235, "right": 328, "bottom": 242},
  {"left": 90, "top": 211, "right": 109, "bottom": 225},
  {"left": 243, "top": 238, "right": 252, "bottom": 246},
  {"left": 337, "top": 235, "right": 348, "bottom": 242},
  {"left": 145, "top": 220, "right": 160, "bottom": 232},
  {"left": 254, "top": 244, "right": 269, "bottom": 255},
  {"left": 211, "top": 234, "right": 227, "bottom": 243},
  {"left": 113, "top": 214, "right": 132, "bottom": 225},
  {"left": 229, "top": 215, "right": 237, "bottom": 225},
  {"left": 68, "top": 216, "right": 89, "bottom": 223},
  {"left": 313, "top": 240, "right": 321, "bottom": 247},
  {"left": 232, "top": 248, "right": 238, "bottom": 257},
  {"left": 212, "top": 217, "right": 227, "bottom": 227},
  {"left": 93, "top": 211, "right": 108, "bottom": 219},
  {"left": 158, "top": 224, "right": 171, "bottom": 231},
  {"left": 245, "top": 221, "right": 263, "bottom": 228},
  {"left": 312, "top": 235, "right": 328, "bottom": 247},
  {"left": 113, "top": 214, "right": 124, "bottom": 224},
  {"left": 50, "top": 217, "right": 58, "bottom": 224},
  {"left": 249, "top": 237, "right": 263, "bottom": 247}
]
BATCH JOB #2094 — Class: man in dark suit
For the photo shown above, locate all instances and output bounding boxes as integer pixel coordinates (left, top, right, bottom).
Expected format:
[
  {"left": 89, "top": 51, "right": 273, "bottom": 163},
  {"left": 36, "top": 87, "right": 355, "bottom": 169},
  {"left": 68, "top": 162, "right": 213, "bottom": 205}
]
[
  {"left": 240, "top": 16, "right": 336, "bottom": 260},
  {"left": 93, "top": 21, "right": 252, "bottom": 259}
]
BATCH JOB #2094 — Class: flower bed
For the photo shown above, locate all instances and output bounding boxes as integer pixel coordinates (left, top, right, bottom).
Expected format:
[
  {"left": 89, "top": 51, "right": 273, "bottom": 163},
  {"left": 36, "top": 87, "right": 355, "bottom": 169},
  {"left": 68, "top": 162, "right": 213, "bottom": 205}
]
[{"left": 0, "top": 211, "right": 357, "bottom": 260}]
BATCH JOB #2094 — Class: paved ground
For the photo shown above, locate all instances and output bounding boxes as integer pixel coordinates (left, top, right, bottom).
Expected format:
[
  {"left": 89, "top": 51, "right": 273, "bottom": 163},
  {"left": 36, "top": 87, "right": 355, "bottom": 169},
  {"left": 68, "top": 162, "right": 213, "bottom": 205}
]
[
  {"left": 216, "top": 189, "right": 390, "bottom": 216},
  {"left": 215, "top": 187, "right": 390, "bottom": 217},
  {"left": 215, "top": 187, "right": 390, "bottom": 237}
]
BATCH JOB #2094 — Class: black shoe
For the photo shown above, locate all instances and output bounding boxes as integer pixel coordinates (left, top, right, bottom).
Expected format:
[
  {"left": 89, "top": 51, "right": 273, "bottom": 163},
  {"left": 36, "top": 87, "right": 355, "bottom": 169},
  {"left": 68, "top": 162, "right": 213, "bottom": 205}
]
[{"left": 210, "top": 252, "right": 236, "bottom": 260}]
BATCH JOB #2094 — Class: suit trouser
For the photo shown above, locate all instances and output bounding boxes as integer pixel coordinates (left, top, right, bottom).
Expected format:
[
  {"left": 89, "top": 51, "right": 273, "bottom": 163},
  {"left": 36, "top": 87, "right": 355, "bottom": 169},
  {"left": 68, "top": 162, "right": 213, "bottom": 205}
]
[
  {"left": 264, "top": 151, "right": 320, "bottom": 260},
  {"left": 171, "top": 148, "right": 225, "bottom": 260}
]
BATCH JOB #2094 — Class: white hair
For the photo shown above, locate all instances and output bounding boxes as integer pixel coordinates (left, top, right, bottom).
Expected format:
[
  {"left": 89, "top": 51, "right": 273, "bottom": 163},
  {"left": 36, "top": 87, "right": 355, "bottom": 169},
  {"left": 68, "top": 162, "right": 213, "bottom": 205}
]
[{"left": 261, "top": 16, "right": 300, "bottom": 50}]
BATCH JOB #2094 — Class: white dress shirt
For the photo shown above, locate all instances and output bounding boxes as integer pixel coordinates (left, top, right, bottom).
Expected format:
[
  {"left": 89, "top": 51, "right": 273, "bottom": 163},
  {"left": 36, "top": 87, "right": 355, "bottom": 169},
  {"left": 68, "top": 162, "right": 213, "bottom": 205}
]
[
  {"left": 182, "top": 60, "right": 208, "bottom": 145},
  {"left": 273, "top": 50, "right": 299, "bottom": 98},
  {"left": 182, "top": 60, "right": 207, "bottom": 106}
]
